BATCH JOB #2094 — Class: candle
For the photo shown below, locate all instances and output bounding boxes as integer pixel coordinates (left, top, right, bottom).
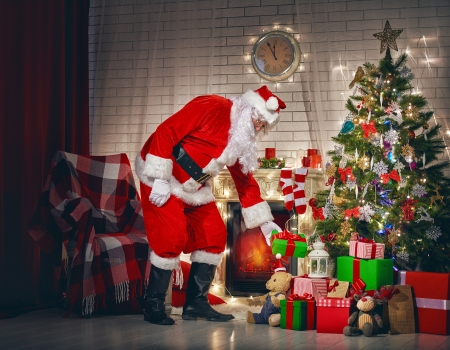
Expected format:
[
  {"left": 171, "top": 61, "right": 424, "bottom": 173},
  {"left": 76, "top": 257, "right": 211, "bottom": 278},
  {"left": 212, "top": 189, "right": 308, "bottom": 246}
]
[
  {"left": 307, "top": 149, "right": 318, "bottom": 156},
  {"left": 311, "top": 155, "right": 322, "bottom": 169},
  {"left": 302, "top": 156, "right": 311, "bottom": 167},
  {"left": 265, "top": 148, "right": 276, "bottom": 159}
]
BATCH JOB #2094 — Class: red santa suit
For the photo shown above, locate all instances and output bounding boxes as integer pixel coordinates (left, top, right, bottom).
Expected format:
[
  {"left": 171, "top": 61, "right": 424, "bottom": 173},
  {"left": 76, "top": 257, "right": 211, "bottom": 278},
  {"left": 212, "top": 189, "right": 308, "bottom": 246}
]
[{"left": 135, "top": 86, "right": 286, "bottom": 271}]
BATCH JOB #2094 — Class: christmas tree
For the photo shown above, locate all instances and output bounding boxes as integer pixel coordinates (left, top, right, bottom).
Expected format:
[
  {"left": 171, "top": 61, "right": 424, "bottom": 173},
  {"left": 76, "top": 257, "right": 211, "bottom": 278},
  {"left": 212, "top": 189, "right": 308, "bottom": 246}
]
[{"left": 309, "top": 21, "right": 450, "bottom": 273}]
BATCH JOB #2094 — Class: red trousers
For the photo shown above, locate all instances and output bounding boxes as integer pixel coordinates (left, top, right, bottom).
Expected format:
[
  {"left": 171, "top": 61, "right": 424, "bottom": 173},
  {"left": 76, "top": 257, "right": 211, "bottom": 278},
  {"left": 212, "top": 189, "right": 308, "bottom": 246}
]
[{"left": 140, "top": 183, "right": 228, "bottom": 259}]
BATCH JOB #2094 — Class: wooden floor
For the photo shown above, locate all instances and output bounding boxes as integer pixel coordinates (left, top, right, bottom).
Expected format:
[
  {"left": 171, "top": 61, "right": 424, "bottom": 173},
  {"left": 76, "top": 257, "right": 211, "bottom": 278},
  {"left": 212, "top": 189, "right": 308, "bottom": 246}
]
[{"left": 1, "top": 307, "right": 449, "bottom": 350}]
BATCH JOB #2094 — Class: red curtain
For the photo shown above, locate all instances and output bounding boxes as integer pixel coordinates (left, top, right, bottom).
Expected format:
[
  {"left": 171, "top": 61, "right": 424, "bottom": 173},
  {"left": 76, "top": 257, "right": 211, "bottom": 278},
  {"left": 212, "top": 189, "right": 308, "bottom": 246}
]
[{"left": 0, "top": 0, "right": 90, "bottom": 315}]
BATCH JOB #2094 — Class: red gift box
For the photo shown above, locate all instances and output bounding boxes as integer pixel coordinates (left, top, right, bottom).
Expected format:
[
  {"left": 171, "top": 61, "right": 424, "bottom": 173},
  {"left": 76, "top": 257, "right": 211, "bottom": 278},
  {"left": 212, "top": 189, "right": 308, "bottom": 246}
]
[
  {"left": 398, "top": 271, "right": 450, "bottom": 335},
  {"left": 316, "top": 298, "right": 353, "bottom": 333}
]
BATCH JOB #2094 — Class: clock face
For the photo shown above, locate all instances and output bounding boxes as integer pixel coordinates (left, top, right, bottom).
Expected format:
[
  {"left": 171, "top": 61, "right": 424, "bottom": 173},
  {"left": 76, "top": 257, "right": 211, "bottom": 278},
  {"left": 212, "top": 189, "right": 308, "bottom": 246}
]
[{"left": 252, "top": 31, "right": 301, "bottom": 82}]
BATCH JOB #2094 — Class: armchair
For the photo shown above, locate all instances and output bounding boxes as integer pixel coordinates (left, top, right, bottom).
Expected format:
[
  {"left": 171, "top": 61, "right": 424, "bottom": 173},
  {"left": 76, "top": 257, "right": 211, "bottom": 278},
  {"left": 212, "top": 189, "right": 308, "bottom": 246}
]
[{"left": 29, "top": 151, "right": 151, "bottom": 316}]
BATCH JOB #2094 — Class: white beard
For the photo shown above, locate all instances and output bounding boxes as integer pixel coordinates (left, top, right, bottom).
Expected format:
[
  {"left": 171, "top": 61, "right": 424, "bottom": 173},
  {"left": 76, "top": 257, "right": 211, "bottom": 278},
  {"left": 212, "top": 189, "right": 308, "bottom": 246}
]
[{"left": 226, "top": 96, "right": 261, "bottom": 174}]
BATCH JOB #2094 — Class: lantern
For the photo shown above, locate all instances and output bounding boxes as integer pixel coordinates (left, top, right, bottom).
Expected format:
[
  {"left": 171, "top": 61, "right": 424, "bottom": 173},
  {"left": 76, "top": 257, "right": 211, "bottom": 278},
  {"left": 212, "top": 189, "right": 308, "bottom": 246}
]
[{"left": 308, "top": 241, "right": 329, "bottom": 278}]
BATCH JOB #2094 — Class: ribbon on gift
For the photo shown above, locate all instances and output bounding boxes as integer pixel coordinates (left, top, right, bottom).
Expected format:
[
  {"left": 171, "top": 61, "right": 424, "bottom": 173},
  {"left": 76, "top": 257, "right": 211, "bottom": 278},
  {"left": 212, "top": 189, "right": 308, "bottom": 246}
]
[
  {"left": 286, "top": 294, "right": 315, "bottom": 330},
  {"left": 272, "top": 230, "right": 306, "bottom": 256},
  {"left": 373, "top": 285, "right": 400, "bottom": 302},
  {"left": 416, "top": 298, "right": 450, "bottom": 310},
  {"left": 380, "top": 170, "right": 401, "bottom": 184},
  {"left": 327, "top": 280, "right": 339, "bottom": 293},
  {"left": 356, "top": 237, "right": 377, "bottom": 258},
  {"left": 349, "top": 275, "right": 367, "bottom": 298},
  {"left": 344, "top": 206, "right": 360, "bottom": 219},
  {"left": 361, "top": 120, "right": 377, "bottom": 138},
  {"left": 338, "top": 166, "right": 354, "bottom": 183}
]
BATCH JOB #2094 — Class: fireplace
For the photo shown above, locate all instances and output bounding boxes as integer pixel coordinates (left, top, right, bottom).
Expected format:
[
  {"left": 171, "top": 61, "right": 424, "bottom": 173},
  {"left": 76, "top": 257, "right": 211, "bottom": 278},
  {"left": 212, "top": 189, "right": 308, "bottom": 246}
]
[
  {"left": 212, "top": 167, "right": 325, "bottom": 297},
  {"left": 225, "top": 201, "right": 297, "bottom": 296}
]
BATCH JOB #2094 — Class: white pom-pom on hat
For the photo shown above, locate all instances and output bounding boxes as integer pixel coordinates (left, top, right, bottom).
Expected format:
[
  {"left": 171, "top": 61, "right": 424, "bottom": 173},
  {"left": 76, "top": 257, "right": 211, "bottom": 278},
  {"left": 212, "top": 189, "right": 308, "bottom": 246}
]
[{"left": 266, "top": 96, "right": 279, "bottom": 111}]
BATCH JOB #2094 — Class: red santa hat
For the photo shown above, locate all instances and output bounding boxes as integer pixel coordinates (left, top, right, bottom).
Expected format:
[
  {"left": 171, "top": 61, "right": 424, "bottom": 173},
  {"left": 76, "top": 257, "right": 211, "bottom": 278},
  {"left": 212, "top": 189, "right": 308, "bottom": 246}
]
[
  {"left": 241, "top": 85, "right": 286, "bottom": 127},
  {"left": 274, "top": 253, "right": 287, "bottom": 272}
]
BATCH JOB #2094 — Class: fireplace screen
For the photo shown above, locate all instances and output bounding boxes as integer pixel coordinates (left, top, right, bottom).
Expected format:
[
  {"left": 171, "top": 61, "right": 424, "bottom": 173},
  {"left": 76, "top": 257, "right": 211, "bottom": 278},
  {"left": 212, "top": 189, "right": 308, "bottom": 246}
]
[{"left": 225, "top": 201, "right": 298, "bottom": 296}]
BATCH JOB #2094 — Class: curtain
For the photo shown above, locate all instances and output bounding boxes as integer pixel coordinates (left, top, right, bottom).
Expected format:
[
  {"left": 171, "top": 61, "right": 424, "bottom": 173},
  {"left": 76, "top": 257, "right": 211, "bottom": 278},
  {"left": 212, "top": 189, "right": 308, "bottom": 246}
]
[{"left": 0, "top": 0, "right": 90, "bottom": 315}]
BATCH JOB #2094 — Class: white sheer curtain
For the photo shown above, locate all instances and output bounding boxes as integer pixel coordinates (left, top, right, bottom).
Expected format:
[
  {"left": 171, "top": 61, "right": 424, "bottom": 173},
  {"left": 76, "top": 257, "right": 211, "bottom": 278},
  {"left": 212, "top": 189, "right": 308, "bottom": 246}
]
[{"left": 89, "top": 0, "right": 450, "bottom": 165}]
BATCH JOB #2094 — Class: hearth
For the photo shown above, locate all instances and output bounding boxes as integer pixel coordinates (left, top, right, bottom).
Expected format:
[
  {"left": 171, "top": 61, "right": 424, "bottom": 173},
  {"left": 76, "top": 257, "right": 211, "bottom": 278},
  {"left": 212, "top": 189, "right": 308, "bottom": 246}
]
[{"left": 225, "top": 201, "right": 298, "bottom": 296}]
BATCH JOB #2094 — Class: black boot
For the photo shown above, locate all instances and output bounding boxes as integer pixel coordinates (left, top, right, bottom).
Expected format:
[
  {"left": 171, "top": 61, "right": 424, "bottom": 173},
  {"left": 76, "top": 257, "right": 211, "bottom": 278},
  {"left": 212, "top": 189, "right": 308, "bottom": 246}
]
[
  {"left": 143, "top": 265, "right": 175, "bottom": 325},
  {"left": 182, "top": 262, "right": 234, "bottom": 322}
]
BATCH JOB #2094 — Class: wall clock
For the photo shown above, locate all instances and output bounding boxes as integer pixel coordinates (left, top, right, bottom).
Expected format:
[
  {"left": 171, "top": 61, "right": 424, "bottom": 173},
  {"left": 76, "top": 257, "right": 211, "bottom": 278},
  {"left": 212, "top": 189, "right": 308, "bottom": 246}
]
[{"left": 251, "top": 30, "right": 301, "bottom": 82}]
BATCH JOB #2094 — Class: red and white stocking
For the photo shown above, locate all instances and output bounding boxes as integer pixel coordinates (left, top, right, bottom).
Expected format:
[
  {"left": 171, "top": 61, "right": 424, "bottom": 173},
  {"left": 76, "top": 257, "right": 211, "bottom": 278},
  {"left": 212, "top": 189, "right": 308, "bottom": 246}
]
[
  {"left": 279, "top": 168, "right": 294, "bottom": 211},
  {"left": 293, "top": 167, "right": 308, "bottom": 214}
]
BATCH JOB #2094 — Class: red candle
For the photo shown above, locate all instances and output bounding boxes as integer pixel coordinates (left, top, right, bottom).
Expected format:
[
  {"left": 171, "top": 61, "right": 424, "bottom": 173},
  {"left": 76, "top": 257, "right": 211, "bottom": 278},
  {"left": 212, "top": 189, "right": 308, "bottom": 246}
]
[
  {"left": 310, "top": 155, "right": 322, "bottom": 168},
  {"left": 265, "top": 148, "right": 276, "bottom": 159},
  {"left": 307, "top": 149, "right": 318, "bottom": 156},
  {"left": 302, "top": 156, "right": 311, "bottom": 167}
]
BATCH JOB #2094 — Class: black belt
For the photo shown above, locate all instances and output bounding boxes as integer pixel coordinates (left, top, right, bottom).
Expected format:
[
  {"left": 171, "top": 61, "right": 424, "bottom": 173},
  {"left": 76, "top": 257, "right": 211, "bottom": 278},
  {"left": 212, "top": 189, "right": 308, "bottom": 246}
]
[{"left": 172, "top": 143, "right": 212, "bottom": 184}]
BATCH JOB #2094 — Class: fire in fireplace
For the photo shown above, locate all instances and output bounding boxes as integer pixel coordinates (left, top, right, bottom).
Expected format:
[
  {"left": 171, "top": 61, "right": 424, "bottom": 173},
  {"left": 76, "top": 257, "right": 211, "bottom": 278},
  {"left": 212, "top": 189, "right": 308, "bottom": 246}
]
[{"left": 225, "top": 201, "right": 298, "bottom": 296}]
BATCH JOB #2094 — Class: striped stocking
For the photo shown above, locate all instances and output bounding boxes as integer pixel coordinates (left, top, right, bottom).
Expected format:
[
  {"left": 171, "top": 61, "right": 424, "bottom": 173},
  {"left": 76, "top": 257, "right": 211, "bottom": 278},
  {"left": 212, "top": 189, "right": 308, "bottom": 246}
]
[
  {"left": 279, "top": 168, "right": 294, "bottom": 211},
  {"left": 293, "top": 167, "right": 308, "bottom": 214}
]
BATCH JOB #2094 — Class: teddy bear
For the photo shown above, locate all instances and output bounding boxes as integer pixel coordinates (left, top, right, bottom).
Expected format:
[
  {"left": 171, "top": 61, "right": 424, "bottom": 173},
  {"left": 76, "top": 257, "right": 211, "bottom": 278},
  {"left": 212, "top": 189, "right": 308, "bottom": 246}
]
[
  {"left": 343, "top": 295, "right": 383, "bottom": 337},
  {"left": 246, "top": 258, "right": 292, "bottom": 327}
]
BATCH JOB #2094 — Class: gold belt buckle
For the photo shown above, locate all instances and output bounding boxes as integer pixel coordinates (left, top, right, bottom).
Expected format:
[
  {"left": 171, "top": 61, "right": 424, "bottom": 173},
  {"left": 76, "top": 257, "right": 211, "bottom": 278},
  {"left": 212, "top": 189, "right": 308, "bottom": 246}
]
[{"left": 196, "top": 173, "right": 212, "bottom": 184}]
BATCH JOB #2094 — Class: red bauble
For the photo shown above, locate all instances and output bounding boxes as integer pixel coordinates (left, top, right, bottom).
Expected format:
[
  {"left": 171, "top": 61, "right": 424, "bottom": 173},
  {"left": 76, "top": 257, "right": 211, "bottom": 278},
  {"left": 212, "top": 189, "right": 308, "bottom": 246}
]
[
  {"left": 328, "top": 232, "right": 337, "bottom": 241},
  {"left": 309, "top": 198, "right": 317, "bottom": 207},
  {"left": 408, "top": 130, "right": 415, "bottom": 139}
]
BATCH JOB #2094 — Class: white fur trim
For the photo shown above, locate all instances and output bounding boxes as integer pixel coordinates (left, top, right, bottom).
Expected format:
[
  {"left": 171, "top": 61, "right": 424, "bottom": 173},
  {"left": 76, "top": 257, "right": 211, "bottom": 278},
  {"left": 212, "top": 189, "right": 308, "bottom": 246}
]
[
  {"left": 203, "top": 158, "right": 225, "bottom": 177},
  {"left": 150, "top": 250, "right": 180, "bottom": 270},
  {"left": 136, "top": 154, "right": 215, "bottom": 206},
  {"left": 241, "top": 201, "right": 274, "bottom": 229},
  {"left": 182, "top": 178, "right": 202, "bottom": 193},
  {"left": 190, "top": 250, "right": 224, "bottom": 266},
  {"left": 138, "top": 153, "right": 173, "bottom": 181},
  {"left": 241, "top": 89, "right": 279, "bottom": 126}
]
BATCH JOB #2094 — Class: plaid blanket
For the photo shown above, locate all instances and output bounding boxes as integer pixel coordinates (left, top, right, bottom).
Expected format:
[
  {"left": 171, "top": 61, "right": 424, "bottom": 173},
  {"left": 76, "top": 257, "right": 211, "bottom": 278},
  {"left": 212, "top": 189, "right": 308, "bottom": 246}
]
[{"left": 29, "top": 151, "right": 150, "bottom": 315}]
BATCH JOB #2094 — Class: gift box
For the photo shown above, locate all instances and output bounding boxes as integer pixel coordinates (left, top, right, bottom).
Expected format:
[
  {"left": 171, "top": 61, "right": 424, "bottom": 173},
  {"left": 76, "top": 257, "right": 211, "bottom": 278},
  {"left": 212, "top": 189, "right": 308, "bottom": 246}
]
[
  {"left": 271, "top": 230, "right": 307, "bottom": 258},
  {"left": 336, "top": 256, "right": 393, "bottom": 291},
  {"left": 327, "top": 279, "right": 349, "bottom": 298},
  {"left": 398, "top": 271, "right": 450, "bottom": 335},
  {"left": 280, "top": 296, "right": 316, "bottom": 330},
  {"left": 349, "top": 240, "right": 384, "bottom": 259},
  {"left": 290, "top": 275, "right": 329, "bottom": 300},
  {"left": 316, "top": 298, "right": 353, "bottom": 333},
  {"left": 387, "top": 284, "right": 416, "bottom": 334}
]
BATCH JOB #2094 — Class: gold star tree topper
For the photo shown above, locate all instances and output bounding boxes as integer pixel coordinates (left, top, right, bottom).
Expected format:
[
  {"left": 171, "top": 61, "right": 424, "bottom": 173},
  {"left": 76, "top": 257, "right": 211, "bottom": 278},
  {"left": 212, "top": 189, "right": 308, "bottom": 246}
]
[{"left": 373, "top": 20, "right": 403, "bottom": 54}]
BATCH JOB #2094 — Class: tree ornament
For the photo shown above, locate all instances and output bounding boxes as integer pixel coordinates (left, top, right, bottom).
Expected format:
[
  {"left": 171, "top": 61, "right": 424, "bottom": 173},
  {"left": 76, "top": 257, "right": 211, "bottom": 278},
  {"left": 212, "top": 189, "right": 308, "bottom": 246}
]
[
  {"left": 346, "top": 179, "right": 357, "bottom": 191},
  {"left": 332, "top": 194, "right": 347, "bottom": 206},
  {"left": 426, "top": 225, "right": 442, "bottom": 241},
  {"left": 328, "top": 232, "right": 337, "bottom": 241},
  {"left": 359, "top": 204, "right": 375, "bottom": 222},
  {"left": 422, "top": 122, "right": 429, "bottom": 130},
  {"left": 412, "top": 184, "right": 427, "bottom": 198},
  {"left": 415, "top": 207, "right": 434, "bottom": 224},
  {"left": 401, "top": 144, "right": 415, "bottom": 160},
  {"left": 361, "top": 120, "right": 377, "bottom": 138},
  {"left": 384, "top": 126, "right": 399, "bottom": 145},
  {"left": 326, "top": 163, "right": 337, "bottom": 178},
  {"left": 357, "top": 155, "right": 370, "bottom": 171},
  {"left": 405, "top": 104, "right": 419, "bottom": 120},
  {"left": 340, "top": 120, "right": 355, "bottom": 134},
  {"left": 372, "top": 20, "right": 403, "bottom": 53},
  {"left": 401, "top": 198, "right": 418, "bottom": 220},
  {"left": 408, "top": 130, "right": 415, "bottom": 139},
  {"left": 373, "top": 161, "right": 389, "bottom": 176},
  {"left": 387, "top": 229, "right": 400, "bottom": 246},
  {"left": 410, "top": 161, "right": 417, "bottom": 170},
  {"left": 430, "top": 186, "right": 445, "bottom": 206},
  {"left": 340, "top": 220, "right": 352, "bottom": 235},
  {"left": 334, "top": 145, "right": 344, "bottom": 157},
  {"left": 349, "top": 66, "right": 365, "bottom": 89},
  {"left": 338, "top": 166, "right": 354, "bottom": 183},
  {"left": 396, "top": 250, "right": 409, "bottom": 264},
  {"left": 399, "top": 66, "right": 413, "bottom": 79}
]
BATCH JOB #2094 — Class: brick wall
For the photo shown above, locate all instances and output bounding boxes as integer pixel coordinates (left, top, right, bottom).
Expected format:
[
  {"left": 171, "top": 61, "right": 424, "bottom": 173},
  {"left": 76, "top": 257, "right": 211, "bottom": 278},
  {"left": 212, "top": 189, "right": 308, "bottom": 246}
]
[{"left": 89, "top": 0, "right": 450, "bottom": 170}]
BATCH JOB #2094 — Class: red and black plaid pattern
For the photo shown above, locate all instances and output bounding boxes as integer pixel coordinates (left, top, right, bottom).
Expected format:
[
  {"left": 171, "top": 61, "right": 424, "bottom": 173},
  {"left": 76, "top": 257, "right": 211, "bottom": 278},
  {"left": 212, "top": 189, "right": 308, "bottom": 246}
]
[{"left": 29, "top": 151, "right": 150, "bottom": 315}]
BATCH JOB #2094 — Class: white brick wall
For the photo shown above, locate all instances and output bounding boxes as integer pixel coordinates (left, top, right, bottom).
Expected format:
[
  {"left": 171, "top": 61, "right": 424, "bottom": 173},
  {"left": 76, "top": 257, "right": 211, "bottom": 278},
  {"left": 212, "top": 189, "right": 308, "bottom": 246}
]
[{"left": 89, "top": 0, "right": 450, "bottom": 171}]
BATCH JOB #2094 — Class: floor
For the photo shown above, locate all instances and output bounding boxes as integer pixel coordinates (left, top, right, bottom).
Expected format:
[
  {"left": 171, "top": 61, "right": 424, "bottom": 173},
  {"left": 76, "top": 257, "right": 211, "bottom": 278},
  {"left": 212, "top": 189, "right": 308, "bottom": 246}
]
[{"left": 1, "top": 306, "right": 449, "bottom": 350}]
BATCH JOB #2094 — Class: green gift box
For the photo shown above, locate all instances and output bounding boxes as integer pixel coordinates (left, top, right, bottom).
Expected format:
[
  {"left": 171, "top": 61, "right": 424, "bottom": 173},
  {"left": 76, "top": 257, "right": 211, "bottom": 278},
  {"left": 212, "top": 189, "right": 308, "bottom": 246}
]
[
  {"left": 336, "top": 256, "right": 393, "bottom": 291},
  {"left": 280, "top": 299, "right": 315, "bottom": 330},
  {"left": 271, "top": 230, "right": 307, "bottom": 258}
]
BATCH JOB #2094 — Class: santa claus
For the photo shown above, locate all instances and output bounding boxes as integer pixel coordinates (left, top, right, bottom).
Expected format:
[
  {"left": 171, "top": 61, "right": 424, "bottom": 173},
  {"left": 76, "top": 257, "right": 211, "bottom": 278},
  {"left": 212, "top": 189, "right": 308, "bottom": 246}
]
[{"left": 136, "top": 85, "right": 286, "bottom": 325}]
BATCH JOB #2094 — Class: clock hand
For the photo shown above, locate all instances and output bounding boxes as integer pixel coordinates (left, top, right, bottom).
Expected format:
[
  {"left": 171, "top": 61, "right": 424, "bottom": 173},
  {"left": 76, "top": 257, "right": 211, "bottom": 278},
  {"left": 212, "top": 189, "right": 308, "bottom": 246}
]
[
  {"left": 273, "top": 44, "right": 277, "bottom": 60},
  {"left": 266, "top": 42, "right": 277, "bottom": 60}
]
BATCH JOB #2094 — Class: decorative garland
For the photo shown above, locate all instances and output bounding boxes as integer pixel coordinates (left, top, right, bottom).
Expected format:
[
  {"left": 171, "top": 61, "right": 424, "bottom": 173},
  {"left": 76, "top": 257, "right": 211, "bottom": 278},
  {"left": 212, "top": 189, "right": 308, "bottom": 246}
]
[{"left": 258, "top": 157, "right": 285, "bottom": 169}]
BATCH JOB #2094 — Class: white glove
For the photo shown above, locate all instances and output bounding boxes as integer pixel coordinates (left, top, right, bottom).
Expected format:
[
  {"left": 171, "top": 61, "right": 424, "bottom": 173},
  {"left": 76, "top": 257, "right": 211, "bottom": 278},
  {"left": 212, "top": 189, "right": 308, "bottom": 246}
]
[
  {"left": 150, "top": 179, "right": 171, "bottom": 207},
  {"left": 260, "top": 221, "right": 282, "bottom": 246}
]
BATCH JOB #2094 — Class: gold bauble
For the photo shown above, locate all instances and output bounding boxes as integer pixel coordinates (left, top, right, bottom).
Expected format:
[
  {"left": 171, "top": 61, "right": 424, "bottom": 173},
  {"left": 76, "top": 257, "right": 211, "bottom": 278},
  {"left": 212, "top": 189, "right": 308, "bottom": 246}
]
[
  {"left": 353, "top": 117, "right": 360, "bottom": 124},
  {"left": 422, "top": 122, "right": 429, "bottom": 130}
]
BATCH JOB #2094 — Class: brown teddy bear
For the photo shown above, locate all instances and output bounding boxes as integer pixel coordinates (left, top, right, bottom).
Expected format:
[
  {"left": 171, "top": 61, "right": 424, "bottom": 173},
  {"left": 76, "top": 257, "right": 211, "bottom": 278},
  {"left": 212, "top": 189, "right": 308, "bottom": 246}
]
[
  {"left": 246, "top": 258, "right": 292, "bottom": 327},
  {"left": 343, "top": 296, "right": 383, "bottom": 337}
]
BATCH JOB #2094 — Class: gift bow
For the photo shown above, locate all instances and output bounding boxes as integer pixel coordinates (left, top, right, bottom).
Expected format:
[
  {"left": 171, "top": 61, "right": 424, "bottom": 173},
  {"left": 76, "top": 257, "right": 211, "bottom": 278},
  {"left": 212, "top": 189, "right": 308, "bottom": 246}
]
[
  {"left": 373, "top": 285, "right": 400, "bottom": 302},
  {"left": 380, "top": 170, "right": 400, "bottom": 184},
  {"left": 350, "top": 232, "right": 360, "bottom": 241},
  {"left": 359, "top": 237, "right": 375, "bottom": 243},
  {"left": 288, "top": 293, "right": 315, "bottom": 301},
  {"left": 344, "top": 206, "right": 360, "bottom": 219},
  {"left": 361, "top": 120, "right": 377, "bottom": 138},
  {"left": 273, "top": 230, "right": 306, "bottom": 242},
  {"left": 327, "top": 280, "right": 339, "bottom": 293},
  {"left": 338, "top": 167, "right": 355, "bottom": 183},
  {"left": 312, "top": 206, "right": 324, "bottom": 221}
]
